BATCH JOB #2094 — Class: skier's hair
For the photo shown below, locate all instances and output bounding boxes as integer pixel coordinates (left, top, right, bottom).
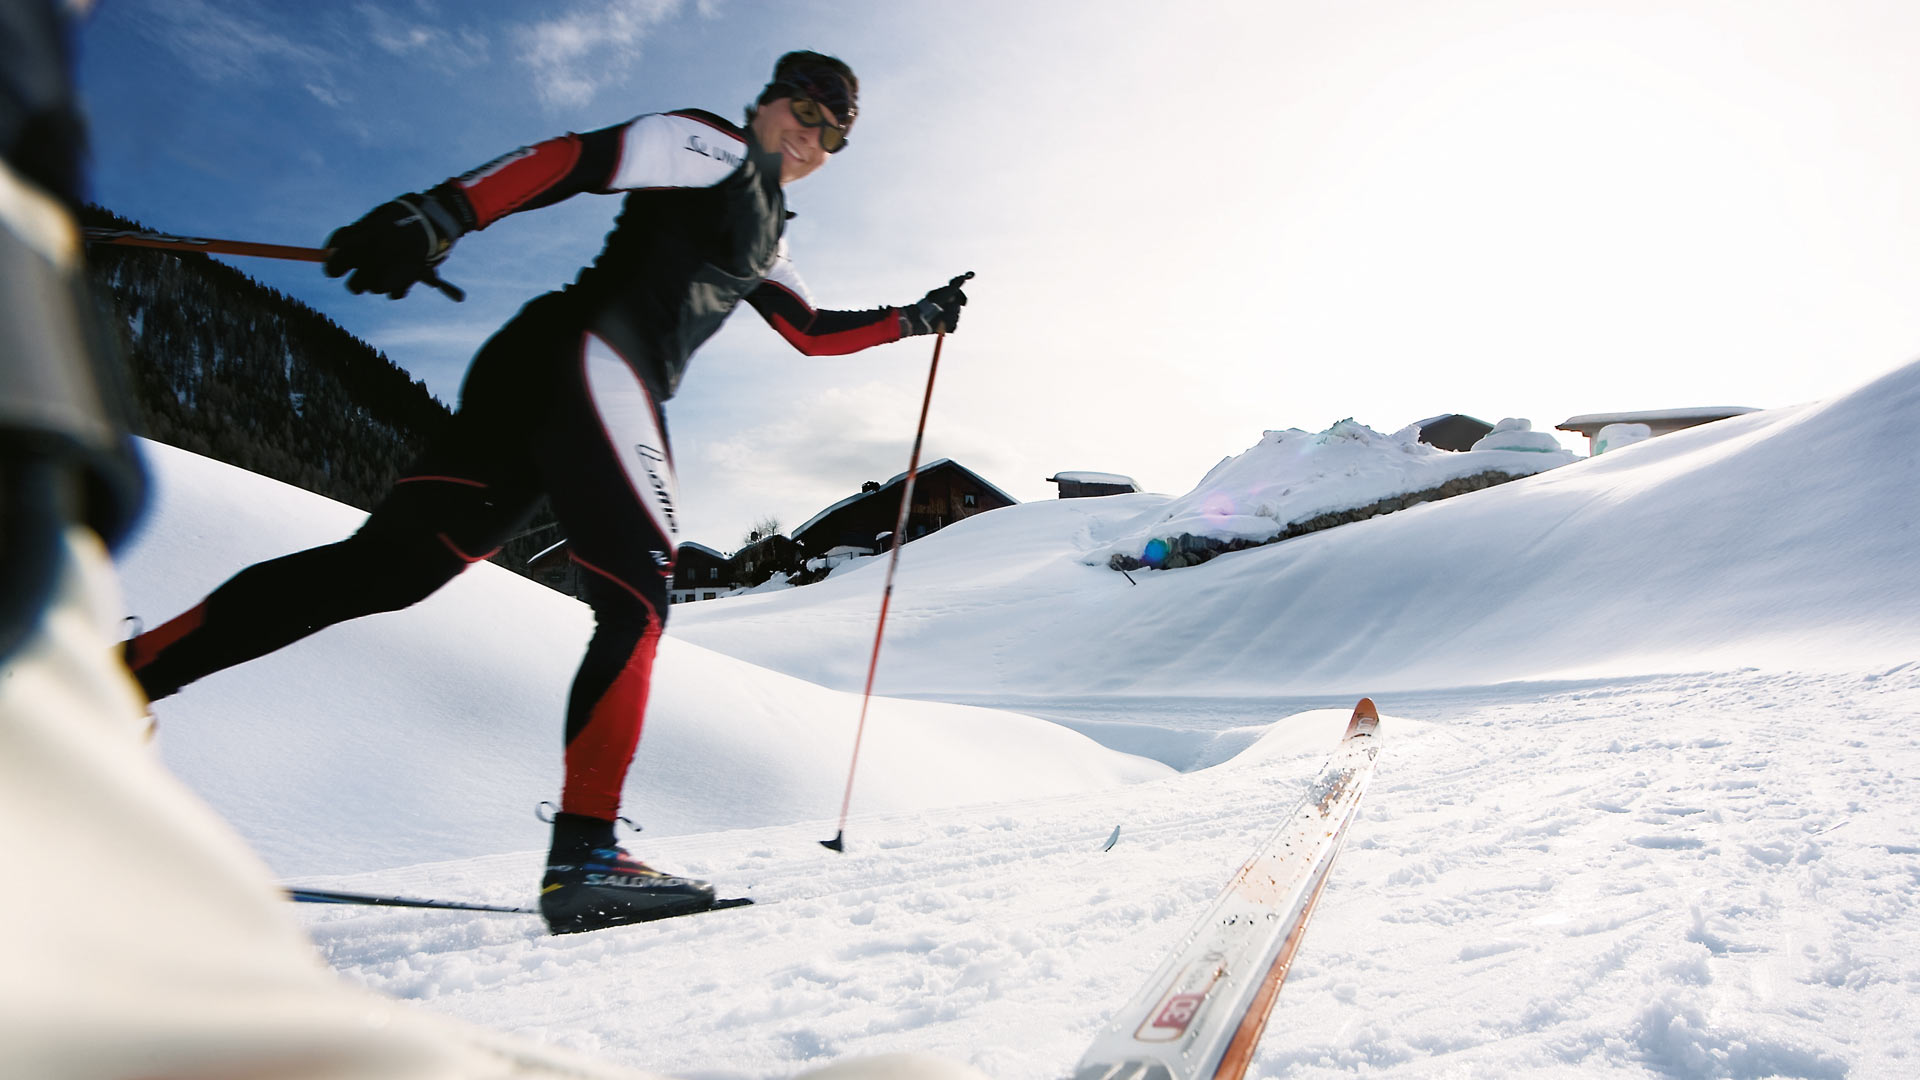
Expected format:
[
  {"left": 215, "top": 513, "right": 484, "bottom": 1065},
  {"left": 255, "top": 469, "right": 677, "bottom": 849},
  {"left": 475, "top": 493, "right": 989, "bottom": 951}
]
[{"left": 756, "top": 51, "right": 858, "bottom": 120}]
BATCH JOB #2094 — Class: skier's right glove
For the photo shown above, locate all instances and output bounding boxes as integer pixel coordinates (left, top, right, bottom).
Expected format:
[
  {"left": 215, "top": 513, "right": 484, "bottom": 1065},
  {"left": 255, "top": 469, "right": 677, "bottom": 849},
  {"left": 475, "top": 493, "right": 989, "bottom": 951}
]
[{"left": 323, "top": 186, "right": 468, "bottom": 300}]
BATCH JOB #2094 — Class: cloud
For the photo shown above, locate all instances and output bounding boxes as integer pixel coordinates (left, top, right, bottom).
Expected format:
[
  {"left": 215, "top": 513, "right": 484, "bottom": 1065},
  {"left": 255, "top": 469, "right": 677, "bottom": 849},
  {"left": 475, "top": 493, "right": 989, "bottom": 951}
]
[
  {"left": 127, "top": 0, "right": 357, "bottom": 111},
  {"left": 512, "top": 0, "right": 694, "bottom": 110},
  {"left": 134, "top": 0, "right": 336, "bottom": 85},
  {"left": 303, "top": 81, "right": 343, "bottom": 108},
  {"left": 356, "top": 3, "right": 489, "bottom": 68},
  {"left": 361, "top": 319, "right": 495, "bottom": 358}
]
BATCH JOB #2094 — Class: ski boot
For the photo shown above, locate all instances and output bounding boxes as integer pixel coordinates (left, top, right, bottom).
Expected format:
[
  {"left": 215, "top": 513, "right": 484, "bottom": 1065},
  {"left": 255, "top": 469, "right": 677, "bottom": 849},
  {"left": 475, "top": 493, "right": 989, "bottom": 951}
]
[{"left": 540, "top": 811, "right": 714, "bottom": 934}]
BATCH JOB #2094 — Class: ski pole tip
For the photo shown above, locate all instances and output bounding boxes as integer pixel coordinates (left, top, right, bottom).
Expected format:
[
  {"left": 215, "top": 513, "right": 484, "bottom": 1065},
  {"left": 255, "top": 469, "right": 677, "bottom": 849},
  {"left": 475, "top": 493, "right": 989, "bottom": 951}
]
[{"left": 820, "top": 831, "right": 845, "bottom": 853}]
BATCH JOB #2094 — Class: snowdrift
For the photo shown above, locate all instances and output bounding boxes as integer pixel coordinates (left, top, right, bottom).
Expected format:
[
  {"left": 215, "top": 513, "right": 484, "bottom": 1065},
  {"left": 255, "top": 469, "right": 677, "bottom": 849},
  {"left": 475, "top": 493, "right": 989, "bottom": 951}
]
[
  {"left": 115, "top": 442, "right": 1168, "bottom": 876},
  {"left": 1089, "top": 417, "right": 1577, "bottom": 569},
  {"left": 675, "top": 357, "right": 1920, "bottom": 696}
]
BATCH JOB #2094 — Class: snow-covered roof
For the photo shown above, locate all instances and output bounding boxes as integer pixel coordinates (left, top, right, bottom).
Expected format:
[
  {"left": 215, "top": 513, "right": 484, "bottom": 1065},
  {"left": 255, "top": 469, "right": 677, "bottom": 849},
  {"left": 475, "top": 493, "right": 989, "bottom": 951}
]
[
  {"left": 885, "top": 458, "right": 1019, "bottom": 509},
  {"left": 1558, "top": 407, "right": 1758, "bottom": 431},
  {"left": 791, "top": 490, "right": 871, "bottom": 543},
  {"left": 678, "top": 541, "right": 726, "bottom": 559},
  {"left": 1047, "top": 471, "right": 1139, "bottom": 488},
  {"left": 1412, "top": 413, "right": 1491, "bottom": 429},
  {"left": 792, "top": 458, "right": 1018, "bottom": 541}
]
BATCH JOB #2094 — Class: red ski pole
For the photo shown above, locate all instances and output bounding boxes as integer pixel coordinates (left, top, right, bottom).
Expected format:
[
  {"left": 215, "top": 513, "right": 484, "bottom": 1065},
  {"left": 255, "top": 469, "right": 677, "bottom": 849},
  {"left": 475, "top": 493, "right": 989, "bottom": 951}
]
[
  {"left": 822, "top": 272, "right": 972, "bottom": 852},
  {"left": 81, "top": 226, "right": 465, "bottom": 302}
]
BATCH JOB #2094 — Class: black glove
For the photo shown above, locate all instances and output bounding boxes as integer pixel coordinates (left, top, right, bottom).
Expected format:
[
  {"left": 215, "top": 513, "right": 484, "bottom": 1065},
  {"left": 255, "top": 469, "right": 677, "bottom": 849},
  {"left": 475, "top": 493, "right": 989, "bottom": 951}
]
[
  {"left": 899, "top": 272, "right": 972, "bottom": 336},
  {"left": 323, "top": 187, "right": 466, "bottom": 299}
]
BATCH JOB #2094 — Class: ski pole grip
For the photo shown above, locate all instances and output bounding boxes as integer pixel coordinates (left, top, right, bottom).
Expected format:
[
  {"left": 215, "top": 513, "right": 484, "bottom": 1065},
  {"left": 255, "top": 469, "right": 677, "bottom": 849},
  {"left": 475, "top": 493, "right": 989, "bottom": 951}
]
[
  {"left": 936, "top": 271, "right": 974, "bottom": 333},
  {"left": 422, "top": 268, "right": 466, "bottom": 303}
]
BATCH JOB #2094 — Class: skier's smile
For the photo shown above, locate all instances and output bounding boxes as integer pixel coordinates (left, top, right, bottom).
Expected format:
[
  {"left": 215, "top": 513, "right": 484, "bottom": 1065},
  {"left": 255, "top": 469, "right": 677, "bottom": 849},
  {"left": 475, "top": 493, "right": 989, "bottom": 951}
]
[{"left": 751, "top": 96, "right": 839, "bottom": 184}]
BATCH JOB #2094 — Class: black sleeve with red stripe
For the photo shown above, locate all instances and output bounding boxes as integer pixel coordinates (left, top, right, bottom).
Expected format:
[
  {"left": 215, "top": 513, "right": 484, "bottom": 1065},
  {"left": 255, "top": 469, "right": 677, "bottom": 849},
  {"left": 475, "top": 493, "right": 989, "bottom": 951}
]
[
  {"left": 430, "top": 123, "right": 626, "bottom": 233},
  {"left": 745, "top": 280, "right": 904, "bottom": 356}
]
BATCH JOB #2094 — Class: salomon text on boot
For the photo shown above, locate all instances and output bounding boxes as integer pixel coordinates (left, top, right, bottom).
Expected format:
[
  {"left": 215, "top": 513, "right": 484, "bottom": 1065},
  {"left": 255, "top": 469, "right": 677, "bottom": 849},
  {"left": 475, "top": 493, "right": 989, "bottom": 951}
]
[{"left": 540, "top": 811, "right": 714, "bottom": 934}]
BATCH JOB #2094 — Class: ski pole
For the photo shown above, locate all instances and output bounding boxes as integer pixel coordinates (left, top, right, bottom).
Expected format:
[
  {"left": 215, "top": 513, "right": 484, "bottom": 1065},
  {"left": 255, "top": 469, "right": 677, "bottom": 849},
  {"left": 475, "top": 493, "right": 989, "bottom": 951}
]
[
  {"left": 81, "top": 226, "right": 465, "bottom": 302},
  {"left": 822, "top": 271, "right": 972, "bottom": 853}
]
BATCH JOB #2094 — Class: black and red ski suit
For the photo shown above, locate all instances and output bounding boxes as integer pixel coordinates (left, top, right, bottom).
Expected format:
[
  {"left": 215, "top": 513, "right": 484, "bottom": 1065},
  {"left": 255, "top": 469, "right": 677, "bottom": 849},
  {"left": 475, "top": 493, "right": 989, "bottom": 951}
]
[{"left": 127, "top": 109, "right": 907, "bottom": 821}]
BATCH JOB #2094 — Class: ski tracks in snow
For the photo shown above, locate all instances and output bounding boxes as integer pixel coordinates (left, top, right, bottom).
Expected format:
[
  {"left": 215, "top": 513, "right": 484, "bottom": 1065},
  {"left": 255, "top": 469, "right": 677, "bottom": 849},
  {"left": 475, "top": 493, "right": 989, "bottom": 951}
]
[
  {"left": 292, "top": 669, "right": 1920, "bottom": 1079},
  {"left": 1263, "top": 668, "right": 1920, "bottom": 1079}
]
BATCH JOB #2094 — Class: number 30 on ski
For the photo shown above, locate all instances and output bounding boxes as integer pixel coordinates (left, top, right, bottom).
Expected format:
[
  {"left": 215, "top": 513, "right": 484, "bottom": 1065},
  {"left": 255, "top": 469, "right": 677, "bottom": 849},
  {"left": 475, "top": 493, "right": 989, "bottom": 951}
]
[{"left": 1073, "top": 698, "right": 1382, "bottom": 1080}]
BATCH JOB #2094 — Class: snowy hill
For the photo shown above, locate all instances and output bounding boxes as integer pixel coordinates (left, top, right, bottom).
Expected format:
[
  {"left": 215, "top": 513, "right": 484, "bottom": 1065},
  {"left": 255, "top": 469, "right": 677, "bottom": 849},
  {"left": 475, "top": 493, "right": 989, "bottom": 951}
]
[
  {"left": 117, "top": 444, "right": 1167, "bottom": 876},
  {"left": 112, "top": 358, "right": 1920, "bottom": 1078},
  {"left": 674, "top": 359, "right": 1920, "bottom": 697}
]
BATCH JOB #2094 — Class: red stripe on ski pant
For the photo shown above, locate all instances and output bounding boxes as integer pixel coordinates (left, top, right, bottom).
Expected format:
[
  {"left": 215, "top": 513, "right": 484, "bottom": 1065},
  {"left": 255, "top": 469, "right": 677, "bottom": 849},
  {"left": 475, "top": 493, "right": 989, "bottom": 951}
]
[{"left": 560, "top": 613, "right": 661, "bottom": 821}]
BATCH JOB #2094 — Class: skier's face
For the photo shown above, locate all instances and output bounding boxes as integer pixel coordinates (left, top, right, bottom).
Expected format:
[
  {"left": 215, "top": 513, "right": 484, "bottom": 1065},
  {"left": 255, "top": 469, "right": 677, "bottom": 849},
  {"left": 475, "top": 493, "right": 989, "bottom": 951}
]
[{"left": 752, "top": 97, "right": 838, "bottom": 184}]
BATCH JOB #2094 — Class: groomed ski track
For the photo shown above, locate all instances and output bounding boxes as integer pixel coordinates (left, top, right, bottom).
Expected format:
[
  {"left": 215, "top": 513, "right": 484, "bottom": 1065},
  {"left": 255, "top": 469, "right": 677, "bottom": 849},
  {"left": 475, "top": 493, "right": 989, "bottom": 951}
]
[{"left": 291, "top": 668, "right": 1919, "bottom": 1079}]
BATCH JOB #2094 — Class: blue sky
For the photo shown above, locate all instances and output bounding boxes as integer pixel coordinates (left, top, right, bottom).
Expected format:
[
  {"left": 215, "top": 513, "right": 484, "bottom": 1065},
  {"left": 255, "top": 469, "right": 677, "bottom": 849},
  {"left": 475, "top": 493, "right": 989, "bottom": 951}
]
[{"left": 77, "top": 0, "right": 1920, "bottom": 550}]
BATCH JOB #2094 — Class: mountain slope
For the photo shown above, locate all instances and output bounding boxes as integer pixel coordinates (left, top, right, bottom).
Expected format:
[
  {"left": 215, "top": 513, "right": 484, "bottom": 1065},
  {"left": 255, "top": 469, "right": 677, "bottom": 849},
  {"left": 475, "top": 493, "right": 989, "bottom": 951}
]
[{"left": 673, "top": 358, "right": 1920, "bottom": 696}]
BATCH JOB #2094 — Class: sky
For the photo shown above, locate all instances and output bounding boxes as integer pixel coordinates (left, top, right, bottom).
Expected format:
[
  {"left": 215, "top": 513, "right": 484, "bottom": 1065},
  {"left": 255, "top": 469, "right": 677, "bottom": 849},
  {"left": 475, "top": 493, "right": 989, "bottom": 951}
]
[{"left": 74, "top": 0, "right": 1920, "bottom": 551}]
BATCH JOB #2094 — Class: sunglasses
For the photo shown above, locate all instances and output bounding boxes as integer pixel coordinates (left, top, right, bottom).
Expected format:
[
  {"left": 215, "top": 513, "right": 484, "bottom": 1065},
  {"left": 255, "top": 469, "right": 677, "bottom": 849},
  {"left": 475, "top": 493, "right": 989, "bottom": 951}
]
[{"left": 789, "top": 97, "right": 850, "bottom": 154}]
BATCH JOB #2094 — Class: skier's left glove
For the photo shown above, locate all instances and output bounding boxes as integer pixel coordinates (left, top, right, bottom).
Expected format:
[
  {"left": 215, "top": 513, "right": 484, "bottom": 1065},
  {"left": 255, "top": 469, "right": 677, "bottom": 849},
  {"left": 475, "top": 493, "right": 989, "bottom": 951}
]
[
  {"left": 324, "top": 185, "right": 469, "bottom": 300},
  {"left": 898, "top": 273, "right": 971, "bottom": 336}
]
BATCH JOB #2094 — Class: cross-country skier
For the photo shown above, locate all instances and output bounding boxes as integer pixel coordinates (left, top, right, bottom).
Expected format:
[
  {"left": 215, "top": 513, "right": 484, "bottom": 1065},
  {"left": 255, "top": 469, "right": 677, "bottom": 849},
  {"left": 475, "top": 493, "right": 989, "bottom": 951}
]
[{"left": 123, "top": 51, "right": 969, "bottom": 934}]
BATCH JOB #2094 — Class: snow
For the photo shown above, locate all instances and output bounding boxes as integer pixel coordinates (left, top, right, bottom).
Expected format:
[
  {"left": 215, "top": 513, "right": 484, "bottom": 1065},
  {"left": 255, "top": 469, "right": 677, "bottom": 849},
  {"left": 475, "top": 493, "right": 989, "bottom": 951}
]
[
  {"left": 1048, "top": 471, "right": 1139, "bottom": 488},
  {"left": 112, "top": 356, "right": 1920, "bottom": 1078},
  {"left": 1079, "top": 418, "right": 1578, "bottom": 567},
  {"left": 1563, "top": 406, "right": 1762, "bottom": 427},
  {"left": 1595, "top": 421, "right": 1655, "bottom": 455},
  {"left": 117, "top": 442, "right": 1166, "bottom": 877},
  {"left": 1467, "top": 416, "right": 1566, "bottom": 454}
]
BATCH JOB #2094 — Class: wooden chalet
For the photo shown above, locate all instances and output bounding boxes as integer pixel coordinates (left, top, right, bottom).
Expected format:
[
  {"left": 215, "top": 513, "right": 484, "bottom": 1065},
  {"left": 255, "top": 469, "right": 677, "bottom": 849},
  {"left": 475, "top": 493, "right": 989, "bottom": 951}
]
[
  {"left": 1045, "top": 471, "right": 1141, "bottom": 499},
  {"left": 669, "top": 542, "right": 730, "bottom": 604},
  {"left": 733, "top": 532, "right": 805, "bottom": 587},
  {"left": 792, "top": 459, "right": 1017, "bottom": 557}
]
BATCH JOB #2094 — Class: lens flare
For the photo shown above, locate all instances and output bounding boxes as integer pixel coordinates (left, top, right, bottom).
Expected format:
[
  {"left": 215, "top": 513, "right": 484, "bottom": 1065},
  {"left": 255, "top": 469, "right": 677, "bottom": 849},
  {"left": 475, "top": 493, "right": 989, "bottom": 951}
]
[
  {"left": 1143, "top": 537, "right": 1169, "bottom": 568},
  {"left": 1200, "top": 491, "right": 1236, "bottom": 524}
]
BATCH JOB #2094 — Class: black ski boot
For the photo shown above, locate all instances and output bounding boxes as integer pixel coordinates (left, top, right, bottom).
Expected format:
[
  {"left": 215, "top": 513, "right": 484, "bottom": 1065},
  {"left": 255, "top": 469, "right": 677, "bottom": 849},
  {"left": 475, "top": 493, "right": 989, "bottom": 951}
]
[{"left": 540, "top": 811, "right": 714, "bottom": 934}]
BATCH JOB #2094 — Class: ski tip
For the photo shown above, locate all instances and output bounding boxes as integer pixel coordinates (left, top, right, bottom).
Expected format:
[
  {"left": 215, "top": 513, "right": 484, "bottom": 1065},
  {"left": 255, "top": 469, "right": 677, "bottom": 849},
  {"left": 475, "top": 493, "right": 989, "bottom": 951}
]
[{"left": 1345, "top": 697, "right": 1381, "bottom": 737}]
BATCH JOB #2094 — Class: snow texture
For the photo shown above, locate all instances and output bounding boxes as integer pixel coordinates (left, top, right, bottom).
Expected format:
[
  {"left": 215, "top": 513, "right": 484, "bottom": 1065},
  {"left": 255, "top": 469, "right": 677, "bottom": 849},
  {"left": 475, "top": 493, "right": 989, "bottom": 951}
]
[
  {"left": 115, "top": 356, "right": 1920, "bottom": 1079},
  {"left": 1049, "top": 471, "right": 1139, "bottom": 487},
  {"left": 1596, "top": 422, "right": 1655, "bottom": 455},
  {"left": 1083, "top": 418, "right": 1577, "bottom": 567}
]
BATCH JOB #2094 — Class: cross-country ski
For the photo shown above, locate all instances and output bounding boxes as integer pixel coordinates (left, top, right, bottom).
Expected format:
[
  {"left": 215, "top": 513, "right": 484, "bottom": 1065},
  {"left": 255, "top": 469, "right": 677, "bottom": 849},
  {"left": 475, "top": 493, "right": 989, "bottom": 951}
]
[
  {"left": 1072, "top": 699, "right": 1380, "bottom": 1080},
  {"left": 286, "top": 886, "right": 537, "bottom": 914},
  {"left": 286, "top": 886, "right": 755, "bottom": 923}
]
